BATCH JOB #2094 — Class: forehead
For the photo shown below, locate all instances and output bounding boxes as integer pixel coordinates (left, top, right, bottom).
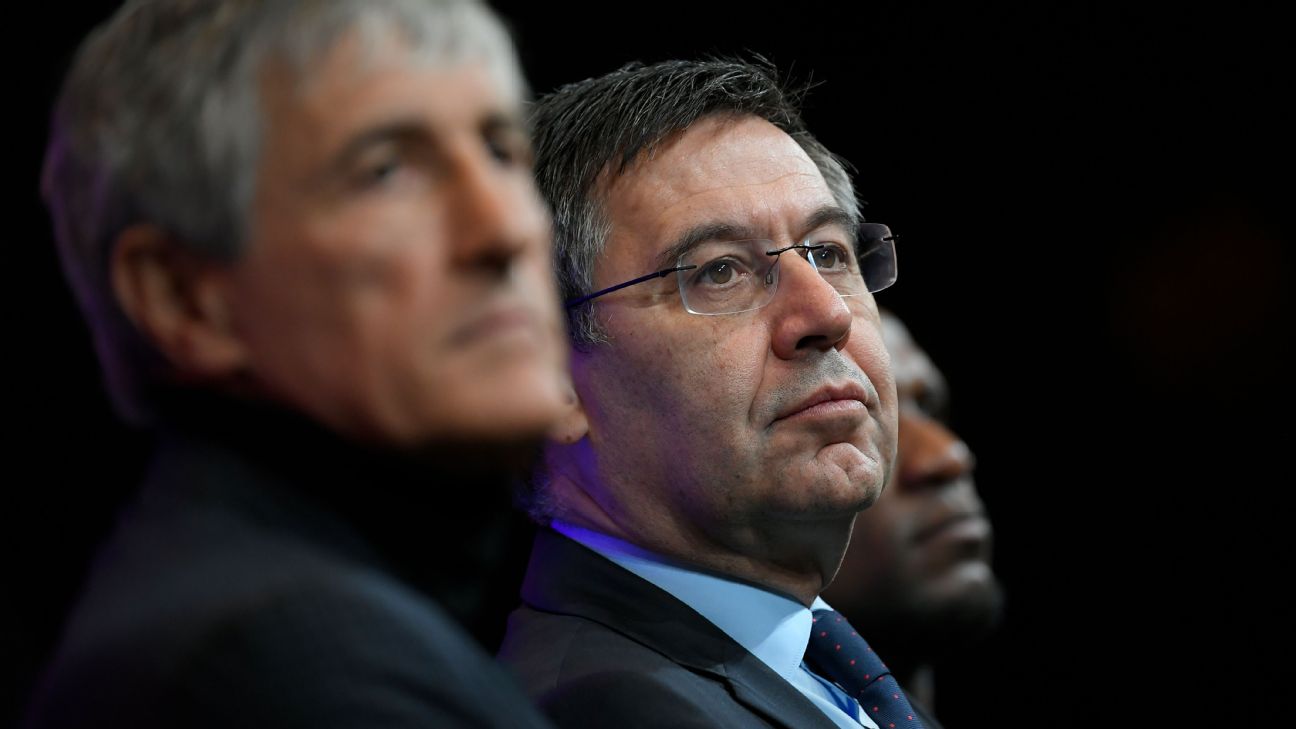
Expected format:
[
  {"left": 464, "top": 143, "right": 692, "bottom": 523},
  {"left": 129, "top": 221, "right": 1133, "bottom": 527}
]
[
  {"left": 262, "top": 29, "right": 519, "bottom": 140},
  {"left": 601, "top": 115, "right": 833, "bottom": 265},
  {"left": 307, "top": 21, "right": 518, "bottom": 94},
  {"left": 881, "top": 315, "right": 942, "bottom": 393}
]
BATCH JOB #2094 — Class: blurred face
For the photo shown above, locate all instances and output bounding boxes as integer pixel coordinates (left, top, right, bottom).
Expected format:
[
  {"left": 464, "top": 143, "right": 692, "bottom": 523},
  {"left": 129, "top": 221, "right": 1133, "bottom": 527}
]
[
  {"left": 566, "top": 115, "right": 897, "bottom": 574},
  {"left": 823, "top": 313, "right": 1001, "bottom": 647},
  {"left": 219, "top": 35, "right": 568, "bottom": 447}
]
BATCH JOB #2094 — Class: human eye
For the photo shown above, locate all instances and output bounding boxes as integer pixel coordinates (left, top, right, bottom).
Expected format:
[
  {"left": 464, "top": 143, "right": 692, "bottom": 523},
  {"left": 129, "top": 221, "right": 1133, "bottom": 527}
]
[
  {"left": 809, "top": 241, "right": 856, "bottom": 272},
  {"left": 684, "top": 241, "right": 766, "bottom": 292},
  {"left": 350, "top": 143, "right": 410, "bottom": 190},
  {"left": 919, "top": 391, "right": 949, "bottom": 421},
  {"left": 365, "top": 158, "right": 402, "bottom": 185},
  {"left": 691, "top": 257, "right": 748, "bottom": 288},
  {"left": 680, "top": 253, "right": 755, "bottom": 311},
  {"left": 483, "top": 122, "right": 534, "bottom": 168}
]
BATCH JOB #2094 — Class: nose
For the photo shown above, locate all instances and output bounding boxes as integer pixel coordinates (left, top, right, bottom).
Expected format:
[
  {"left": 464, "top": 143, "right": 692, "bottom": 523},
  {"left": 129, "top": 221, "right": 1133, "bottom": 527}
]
[
  {"left": 446, "top": 147, "right": 547, "bottom": 275},
  {"left": 896, "top": 409, "right": 976, "bottom": 489},
  {"left": 767, "top": 250, "right": 855, "bottom": 360}
]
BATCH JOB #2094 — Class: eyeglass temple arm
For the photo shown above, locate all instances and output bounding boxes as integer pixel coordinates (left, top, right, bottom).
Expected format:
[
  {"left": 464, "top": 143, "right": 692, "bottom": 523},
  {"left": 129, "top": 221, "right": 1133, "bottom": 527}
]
[
  {"left": 766, "top": 235, "right": 896, "bottom": 259},
  {"left": 851, "top": 233, "right": 898, "bottom": 263},
  {"left": 565, "top": 265, "right": 698, "bottom": 309}
]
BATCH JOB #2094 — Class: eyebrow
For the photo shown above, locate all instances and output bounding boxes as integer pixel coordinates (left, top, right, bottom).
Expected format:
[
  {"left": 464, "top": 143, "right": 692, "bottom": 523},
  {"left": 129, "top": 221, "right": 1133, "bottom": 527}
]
[
  {"left": 328, "top": 117, "right": 429, "bottom": 174},
  {"left": 480, "top": 110, "right": 528, "bottom": 138},
  {"left": 803, "top": 206, "right": 859, "bottom": 246},
  {"left": 654, "top": 221, "right": 764, "bottom": 269},
  {"left": 653, "top": 204, "right": 858, "bottom": 268},
  {"left": 326, "top": 110, "right": 527, "bottom": 174}
]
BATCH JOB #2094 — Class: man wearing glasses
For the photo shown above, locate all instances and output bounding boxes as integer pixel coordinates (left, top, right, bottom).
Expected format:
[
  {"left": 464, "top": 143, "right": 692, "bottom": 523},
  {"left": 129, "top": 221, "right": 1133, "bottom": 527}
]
[{"left": 500, "top": 59, "right": 926, "bottom": 728}]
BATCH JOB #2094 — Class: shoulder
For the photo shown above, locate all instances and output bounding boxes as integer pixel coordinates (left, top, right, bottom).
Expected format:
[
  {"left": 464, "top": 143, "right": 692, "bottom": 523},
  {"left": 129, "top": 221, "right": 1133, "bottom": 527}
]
[
  {"left": 163, "top": 576, "right": 542, "bottom": 728},
  {"left": 500, "top": 608, "right": 763, "bottom": 729},
  {"left": 29, "top": 532, "right": 545, "bottom": 728},
  {"left": 500, "top": 605, "right": 681, "bottom": 693},
  {"left": 539, "top": 670, "right": 744, "bottom": 729}
]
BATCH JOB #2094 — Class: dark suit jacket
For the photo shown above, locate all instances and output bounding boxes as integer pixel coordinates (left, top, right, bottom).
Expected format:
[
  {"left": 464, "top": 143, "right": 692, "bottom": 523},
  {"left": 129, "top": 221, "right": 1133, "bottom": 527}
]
[
  {"left": 499, "top": 528, "right": 854, "bottom": 729},
  {"left": 23, "top": 397, "right": 553, "bottom": 729}
]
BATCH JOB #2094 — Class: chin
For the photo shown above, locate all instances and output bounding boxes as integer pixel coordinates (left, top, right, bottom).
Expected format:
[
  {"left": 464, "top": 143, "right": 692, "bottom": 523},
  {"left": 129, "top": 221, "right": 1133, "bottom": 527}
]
[
  {"left": 438, "top": 395, "right": 566, "bottom": 443},
  {"left": 417, "top": 357, "right": 569, "bottom": 440},
  {"left": 491, "top": 375, "right": 571, "bottom": 432},
  {"left": 905, "top": 561, "right": 1002, "bottom": 627},
  {"left": 930, "top": 561, "right": 999, "bottom": 600},
  {"left": 832, "top": 469, "right": 886, "bottom": 515},
  {"left": 773, "top": 457, "right": 885, "bottom": 518},
  {"left": 772, "top": 485, "right": 878, "bottom": 524}
]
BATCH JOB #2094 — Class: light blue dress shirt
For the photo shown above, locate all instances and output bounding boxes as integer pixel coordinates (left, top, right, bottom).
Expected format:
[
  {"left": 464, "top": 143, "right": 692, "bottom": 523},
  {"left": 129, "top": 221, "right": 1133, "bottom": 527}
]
[{"left": 552, "top": 521, "right": 877, "bottom": 729}]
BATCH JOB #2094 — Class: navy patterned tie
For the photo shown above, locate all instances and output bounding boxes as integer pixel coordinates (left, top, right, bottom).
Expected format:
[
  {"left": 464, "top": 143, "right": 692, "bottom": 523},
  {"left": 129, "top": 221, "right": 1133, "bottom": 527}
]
[{"left": 806, "top": 609, "right": 926, "bottom": 729}]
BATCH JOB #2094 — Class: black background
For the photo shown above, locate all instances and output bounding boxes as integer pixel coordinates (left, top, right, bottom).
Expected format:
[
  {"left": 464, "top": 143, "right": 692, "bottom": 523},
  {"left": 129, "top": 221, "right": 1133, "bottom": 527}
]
[{"left": 9, "top": 1, "right": 1292, "bottom": 726}]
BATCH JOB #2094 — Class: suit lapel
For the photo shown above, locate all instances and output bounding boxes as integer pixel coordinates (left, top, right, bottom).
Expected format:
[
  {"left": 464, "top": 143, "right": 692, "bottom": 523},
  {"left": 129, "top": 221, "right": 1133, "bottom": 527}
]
[
  {"left": 719, "top": 648, "right": 844, "bottom": 729},
  {"left": 521, "top": 529, "right": 841, "bottom": 729}
]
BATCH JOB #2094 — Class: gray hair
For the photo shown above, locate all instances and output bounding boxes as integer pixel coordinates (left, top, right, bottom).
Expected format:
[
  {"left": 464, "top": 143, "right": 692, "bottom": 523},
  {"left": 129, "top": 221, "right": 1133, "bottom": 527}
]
[
  {"left": 44, "top": 0, "right": 523, "bottom": 424},
  {"left": 530, "top": 57, "right": 861, "bottom": 348}
]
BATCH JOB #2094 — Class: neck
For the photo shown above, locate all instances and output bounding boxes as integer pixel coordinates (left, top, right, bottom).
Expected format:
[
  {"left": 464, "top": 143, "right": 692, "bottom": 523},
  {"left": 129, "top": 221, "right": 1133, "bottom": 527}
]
[
  {"left": 548, "top": 471, "right": 852, "bottom": 606},
  {"left": 155, "top": 386, "right": 538, "bottom": 647}
]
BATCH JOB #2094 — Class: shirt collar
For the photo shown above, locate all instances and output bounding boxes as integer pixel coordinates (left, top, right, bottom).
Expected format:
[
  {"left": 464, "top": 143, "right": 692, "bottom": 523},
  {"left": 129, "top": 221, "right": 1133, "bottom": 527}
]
[{"left": 552, "top": 521, "right": 832, "bottom": 685}]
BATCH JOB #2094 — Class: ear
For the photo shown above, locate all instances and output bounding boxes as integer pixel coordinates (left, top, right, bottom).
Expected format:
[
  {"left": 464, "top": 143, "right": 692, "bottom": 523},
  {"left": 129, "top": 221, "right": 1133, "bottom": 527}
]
[
  {"left": 546, "top": 375, "right": 590, "bottom": 445},
  {"left": 110, "top": 223, "right": 248, "bottom": 380}
]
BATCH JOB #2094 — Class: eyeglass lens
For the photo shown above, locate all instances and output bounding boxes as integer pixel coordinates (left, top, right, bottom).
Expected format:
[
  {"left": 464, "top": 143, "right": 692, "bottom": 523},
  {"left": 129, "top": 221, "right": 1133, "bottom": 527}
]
[{"left": 676, "top": 230, "right": 895, "bottom": 315}]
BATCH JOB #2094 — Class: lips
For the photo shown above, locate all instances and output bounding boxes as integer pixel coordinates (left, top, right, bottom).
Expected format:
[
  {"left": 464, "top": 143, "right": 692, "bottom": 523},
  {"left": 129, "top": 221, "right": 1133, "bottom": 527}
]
[
  {"left": 773, "top": 382, "right": 872, "bottom": 423},
  {"left": 912, "top": 511, "right": 992, "bottom": 546},
  {"left": 450, "top": 301, "right": 544, "bottom": 347}
]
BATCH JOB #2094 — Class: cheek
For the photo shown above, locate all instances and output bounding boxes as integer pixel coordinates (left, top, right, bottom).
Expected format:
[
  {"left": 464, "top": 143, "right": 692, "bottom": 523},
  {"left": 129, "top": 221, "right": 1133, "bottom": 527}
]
[
  {"left": 237, "top": 198, "right": 458, "bottom": 415},
  {"left": 236, "top": 236, "right": 359, "bottom": 352},
  {"left": 662, "top": 322, "right": 767, "bottom": 434},
  {"left": 274, "top": 230, "right": 446, "bottom": 394},
  {"left": 318, "top": 197, "right": 450, "bottom": 323},
  {"left": 507, "top": 175, "right": 555, "bottom": 239},
  {"left": 513, "top": 249, "right": 564, "bottom": 328},
  {"left": 846, "top": 315, "right": 893, "bottom": 382},
  {"left": 845, "top": 322, "right": 898, "bottom": 425},
  {"left": 587, "top": 318, "right": 767, "bottom": 463},
  {"left": 362, "top": 245, "right": 444, "bottom": 323}
]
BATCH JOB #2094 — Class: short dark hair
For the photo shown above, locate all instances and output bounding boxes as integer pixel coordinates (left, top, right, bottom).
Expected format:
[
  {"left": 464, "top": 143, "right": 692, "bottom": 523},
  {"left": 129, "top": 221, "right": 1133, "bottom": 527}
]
[
  {"left": 520, "top": 57, "right": 861, "bottom": 524},
  {"left": 531, "top": 57, "right": 861, "bottom": 347}
]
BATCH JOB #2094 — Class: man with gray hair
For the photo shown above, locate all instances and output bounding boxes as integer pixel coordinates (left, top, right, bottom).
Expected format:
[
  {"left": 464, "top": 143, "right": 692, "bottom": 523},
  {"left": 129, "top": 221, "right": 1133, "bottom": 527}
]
[
  {"left": 26, "top": 1, "right": 566, "bottom": 727},
  {"left": 499, "top": 59, "right": 928, "bottom": 728}
]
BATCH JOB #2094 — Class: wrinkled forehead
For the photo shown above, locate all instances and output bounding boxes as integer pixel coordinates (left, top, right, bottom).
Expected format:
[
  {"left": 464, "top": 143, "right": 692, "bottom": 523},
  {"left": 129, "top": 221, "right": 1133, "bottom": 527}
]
[
  {"left": 602, "top": 115, "right": 836, "bottom": 267},
  {"left": 630, "top": 116, "right": 822, "bottom": 200}
]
